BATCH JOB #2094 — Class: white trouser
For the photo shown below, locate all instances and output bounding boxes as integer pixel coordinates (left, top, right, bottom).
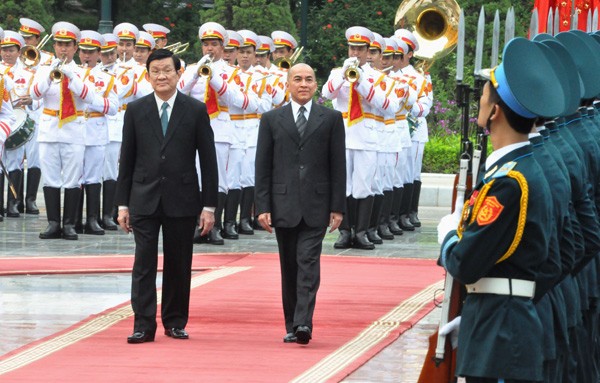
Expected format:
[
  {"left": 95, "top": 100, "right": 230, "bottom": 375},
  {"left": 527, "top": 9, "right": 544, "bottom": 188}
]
[
  {"left": 227, "top": 147, "right": 244, "bottom": 190},
  {"left": 382, "top": 152, "right": 395, "bottom": 192},
  {"left": 213, "top": 142, "right": 231, "bottom": 194},
  {"left": 394, "top": 149, "right": 411, "bottom": 187},
  {"left": 411, "top": 141, "right": 425, "bottom": 181},
  {"left": 82, "top": 145, "right": 105, "bottom": 184},
  {"left": 103, "top": 141, "right": 121, "bottom": 181},
  {"left": 240, "top": 146, "right": 256, "bottom": 188},
  {"left": 346, "top": 149, "right": 377, "bottom": 199},
  {"left": 39, "top": 142, "right": 84, "bottom": 188},
  {"left": 371, "top": 152, "right": 385, "bottom": 195},
  {"left": 23, "top": 125, "right": 40, "bottom": 168},
  {"left": 3, "top": 146, "right": 24, "bottom": 172}
]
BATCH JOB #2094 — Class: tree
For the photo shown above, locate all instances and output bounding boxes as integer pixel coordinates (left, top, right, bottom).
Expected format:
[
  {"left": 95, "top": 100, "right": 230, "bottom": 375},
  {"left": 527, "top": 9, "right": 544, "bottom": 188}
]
[{"left": 0, "top": 0, "right": 55, "bottom": 32}]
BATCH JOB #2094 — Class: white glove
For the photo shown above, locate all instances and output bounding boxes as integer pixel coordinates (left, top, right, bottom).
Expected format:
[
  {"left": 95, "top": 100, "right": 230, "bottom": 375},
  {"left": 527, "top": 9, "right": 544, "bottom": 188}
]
[
  {"left": 197, "top": 54, "right": 212, "bottom": 68},
  {"left": 342, "top": 57, "right": 358, "bottom": 72},
  {"left": 439, "top": 316, "right": 461, "bottom": 349},
  {"left": 60, "top": 65, "right": 75, "bottom": 81},
  {"left": 50, "top": 58, "right": 62, "bottom": 70},
  {"left": 437, "top": 212, "right": 461, "bottom": 245}
]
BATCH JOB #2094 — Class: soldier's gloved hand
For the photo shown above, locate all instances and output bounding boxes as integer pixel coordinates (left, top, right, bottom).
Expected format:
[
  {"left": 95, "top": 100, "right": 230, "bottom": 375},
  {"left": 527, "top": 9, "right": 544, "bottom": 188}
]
[
  {"left": 439, "top": 316, "right": 461, "bottom": 349},
  {"left": 437, "top": 211, "right": 461, "bottom": 245},
  {"left": 342, "top": 57, "right": 358, "bottom": 73},
  {"left": 60, "top": 65, "right": 75, "bottom": 81},
  {"left": 196, "top": 54, "right": 212, "bottom": 68},
  {"left": 50, "top": 58, "right": 62, "bottom": 70}
]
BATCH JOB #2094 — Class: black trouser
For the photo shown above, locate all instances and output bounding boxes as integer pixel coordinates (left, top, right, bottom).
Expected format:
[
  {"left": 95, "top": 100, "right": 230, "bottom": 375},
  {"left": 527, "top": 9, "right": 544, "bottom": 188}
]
[{"left": 465, "top": 378, "right": 540, "bottom": 383}]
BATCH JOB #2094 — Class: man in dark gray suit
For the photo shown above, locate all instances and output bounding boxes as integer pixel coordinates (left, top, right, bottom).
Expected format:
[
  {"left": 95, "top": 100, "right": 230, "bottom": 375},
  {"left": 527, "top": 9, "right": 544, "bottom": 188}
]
[
  {"left": 255, "top": 63, "right": 346, "bottom": 345},
  {"left": 115, "top": 49, "right": 218, "bottom": 344}
]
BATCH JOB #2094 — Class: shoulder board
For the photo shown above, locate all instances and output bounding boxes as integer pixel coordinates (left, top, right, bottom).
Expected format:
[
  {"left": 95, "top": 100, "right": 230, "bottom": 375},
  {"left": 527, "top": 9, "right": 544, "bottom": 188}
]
[{"left": 491, "top": 161, "right": 517, "bottom": 179}]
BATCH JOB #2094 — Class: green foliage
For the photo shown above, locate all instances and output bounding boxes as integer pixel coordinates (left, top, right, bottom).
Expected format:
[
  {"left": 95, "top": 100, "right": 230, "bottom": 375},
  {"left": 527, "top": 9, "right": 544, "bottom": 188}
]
[
  {"left": 423, "top": 134, "right": 461, "bottom": 174},
  {"left": 200, "top": 0, "right": 297, "bottom": 36},
  {"left": 0, "top": 0, "right": 55, "bottom": 32}
]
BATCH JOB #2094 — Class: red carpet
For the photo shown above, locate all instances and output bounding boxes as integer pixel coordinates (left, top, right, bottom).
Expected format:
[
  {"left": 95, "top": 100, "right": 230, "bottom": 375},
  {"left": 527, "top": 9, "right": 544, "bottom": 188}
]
[
  {"left": 0, "top": 254, "right": 443, "bottom": 382},
  {"left": 0, "top": 252, "right": 250, "bottom": 275}
]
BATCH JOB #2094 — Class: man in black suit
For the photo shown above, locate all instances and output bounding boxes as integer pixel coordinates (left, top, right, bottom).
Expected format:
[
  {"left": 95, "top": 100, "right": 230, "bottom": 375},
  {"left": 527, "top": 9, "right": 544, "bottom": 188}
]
[
  {"left": 255, "top": 63, "right": 346, "bottom": 345},
  {"left": 115, "top": 49, "right": 218, "bottom": 344}
]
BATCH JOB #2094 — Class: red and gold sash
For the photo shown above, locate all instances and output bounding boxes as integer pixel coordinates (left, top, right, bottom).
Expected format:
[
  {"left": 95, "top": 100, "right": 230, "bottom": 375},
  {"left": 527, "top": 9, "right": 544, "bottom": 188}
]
[
  {"left": 59, "top": 77, "right": 77, "bottom": 127},
  {"left": 347, "top": 82, "right": 363, "bottom": 126}
]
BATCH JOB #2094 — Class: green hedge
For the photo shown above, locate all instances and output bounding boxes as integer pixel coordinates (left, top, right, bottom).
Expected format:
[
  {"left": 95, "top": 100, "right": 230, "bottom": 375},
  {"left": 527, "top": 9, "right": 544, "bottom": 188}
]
[{"left": 423, "top": 135, "right": 461, "bottom": 174}]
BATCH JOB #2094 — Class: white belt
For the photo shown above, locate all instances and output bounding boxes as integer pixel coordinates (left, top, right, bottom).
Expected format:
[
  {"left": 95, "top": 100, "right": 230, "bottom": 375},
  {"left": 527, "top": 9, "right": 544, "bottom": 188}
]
[{"left": 466, "top": 277, "right": 536, "bottom": 299}]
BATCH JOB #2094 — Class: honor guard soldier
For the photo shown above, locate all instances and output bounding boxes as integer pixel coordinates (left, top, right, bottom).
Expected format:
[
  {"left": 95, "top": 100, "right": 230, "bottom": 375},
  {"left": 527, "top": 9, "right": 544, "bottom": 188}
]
[
  {"left": 271, "top": 30, "right": 297, "bottom": 104},
  {"left": 178, "top": 22, "right": 254, "bottom": 244},
  {"left": 395, "top": 29, "right": 432, "bottom": 231},
  {"left": 223, "top": 30, "right": 241, "bottom": 66},
  {"left": 322, "top": 26, "right": 396, "bottom": 250},
  {"left": 143, "top": 23, "right": 170, "bottom": 49},
  {"left": 437, "top": 37, "right": 567, "bottom": 383},
  {"left": 31, "top": 22, "right": 105, "bottom": 240},
  {"left": 255, "top": 35, "right": 286, "bottom": 109},
  {"left": 387, "top": 37, "right": 417, "bottom": 236},
  {"left": 19, "top": 18, "right": 54, "bottom": 65},
  {"left": 130, "top": 32, "right": 155, "bottom": 97},
  {"left": 114, "top": 22, "right": 138, "bottom": 66},
  {"left": 365, "top": 32, "right": 403, "bottom": 245},
  {"left": 1, "top": 31, "right": 29, "bottom": 218},
  {"left": 0, "top": 27, "right": 16, "bottom": 223},
  {"left": 225, "top": 30, "right": 272, "bottom": 238},
  {"left": 99, "top": 33, "right": 122, "bottom": 230},
  {"left": 74, "top": 31, "right": 118, "bottom": 235}
]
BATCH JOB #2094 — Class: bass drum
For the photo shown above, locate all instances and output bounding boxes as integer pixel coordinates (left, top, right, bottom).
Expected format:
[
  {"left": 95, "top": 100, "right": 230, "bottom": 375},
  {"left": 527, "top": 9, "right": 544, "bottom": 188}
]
[{"left": 5, "top": 108, "right": 35, "bottom": 150}]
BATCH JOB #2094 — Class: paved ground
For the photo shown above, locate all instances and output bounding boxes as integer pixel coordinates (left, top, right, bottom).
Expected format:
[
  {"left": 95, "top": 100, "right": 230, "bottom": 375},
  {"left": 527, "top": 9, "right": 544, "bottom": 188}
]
[{"left": 0, "top": 190, "right": 450, "bottom": 382}]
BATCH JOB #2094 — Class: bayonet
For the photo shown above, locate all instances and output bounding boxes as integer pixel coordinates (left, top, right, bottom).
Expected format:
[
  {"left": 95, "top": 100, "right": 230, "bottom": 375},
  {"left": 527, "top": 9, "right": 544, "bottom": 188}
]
[
  {"left": 530, "top": 8, "right": 539, "bottom": 39},
  {"left": 505, "top": 7, "right": 515, "bottom": 47},
  {"left": 491, "top": 10, "right": 500, "bottom": 68},
  {"left": 547, "top": 7, "right": 554, "bottom": 35},
  {"left": 594, "top": 8, "right": 599, "bottom": 32},
  {"left": 572, "top": 3, "right": 579, "bottom": 30},
  {"left": 554, "top": 7, "right": 560, "bottom": 35},
  {"left": 588, "top": 9, "right": 592, "bottom": 32},
  {"left": 456, "top": 9, "right": 465, "bottom": 82},
  {"left": 474, "top": 6, "right": 485, "bottom": 76}
]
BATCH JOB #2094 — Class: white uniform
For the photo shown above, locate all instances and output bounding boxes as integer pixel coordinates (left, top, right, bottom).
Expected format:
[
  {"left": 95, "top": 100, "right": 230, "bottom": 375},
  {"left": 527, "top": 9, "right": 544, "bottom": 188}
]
[
  {"left": 178, "top": 59, "right": 254, "bottom": 193},
  {"left": 0, "top": 74, "right": 15, "bottom": 147},
  {"left": 322, "top": 63, "right": 394, "bottom": 198},
  {"left": 389, "top": 69, "right": 417, "bottom": 186},
  {"left": 78, "top": 65, "right": 118, "bottom": 184}
]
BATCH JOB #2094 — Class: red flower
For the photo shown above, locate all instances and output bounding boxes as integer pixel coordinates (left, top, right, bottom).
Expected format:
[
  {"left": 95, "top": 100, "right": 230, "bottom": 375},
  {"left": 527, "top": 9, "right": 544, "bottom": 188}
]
[
  {"left": 327, "top": 0, "right": 334, "bottom": 2},
  {"left": 376, "top": 11, "right": 382, "bottom": 15},
  {"left": 187, "top": 2, "right": 192, "bottom": 7},
  {"left": 170, "top": 23, "right": 175, "bottom": 27},
  {"left": 164, "top": 16, "right": 170, "bottom": 21},
  {"left": 327, "top": 24, "right": 332, "bottom": 29},
  {"left": 332, "top": 55, "right": 337, "bottom": 61}
]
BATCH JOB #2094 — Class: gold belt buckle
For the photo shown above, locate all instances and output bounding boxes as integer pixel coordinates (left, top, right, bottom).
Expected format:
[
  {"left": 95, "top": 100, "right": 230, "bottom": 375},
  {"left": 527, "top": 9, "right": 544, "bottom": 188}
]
[{"left": 84, "top": 110, "right": 90, "bottom": 120}]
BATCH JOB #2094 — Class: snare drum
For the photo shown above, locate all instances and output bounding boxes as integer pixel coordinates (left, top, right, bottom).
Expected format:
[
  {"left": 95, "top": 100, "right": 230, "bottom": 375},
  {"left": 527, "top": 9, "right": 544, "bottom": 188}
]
[{"left": 5, "top": 109, "right": 35, "bottom": 150}]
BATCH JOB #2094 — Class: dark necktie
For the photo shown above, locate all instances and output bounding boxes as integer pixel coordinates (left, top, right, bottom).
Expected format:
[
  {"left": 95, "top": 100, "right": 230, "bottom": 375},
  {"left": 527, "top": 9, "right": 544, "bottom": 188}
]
[
  {"left": 160, "top": 102, "right": 169, "bottom": 136},
  {"left": 297, "top": 105, "right": 307, "bottom": 138}
]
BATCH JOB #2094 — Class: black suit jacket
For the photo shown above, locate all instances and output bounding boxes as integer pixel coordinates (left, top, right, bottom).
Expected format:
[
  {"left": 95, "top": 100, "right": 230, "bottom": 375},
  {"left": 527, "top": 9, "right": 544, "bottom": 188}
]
[
  {"left": 115, "top": 91, "right": 218, "bottom": 217},
  {"left": 255, "top": 101, "right": 346, "bottom": 228}
]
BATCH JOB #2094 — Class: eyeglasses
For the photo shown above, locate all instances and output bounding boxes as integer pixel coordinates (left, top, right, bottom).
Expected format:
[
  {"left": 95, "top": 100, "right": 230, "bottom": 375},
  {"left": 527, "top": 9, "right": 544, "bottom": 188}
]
[{"left": 149, "top": 68, "right": 176, "bottom": 77}]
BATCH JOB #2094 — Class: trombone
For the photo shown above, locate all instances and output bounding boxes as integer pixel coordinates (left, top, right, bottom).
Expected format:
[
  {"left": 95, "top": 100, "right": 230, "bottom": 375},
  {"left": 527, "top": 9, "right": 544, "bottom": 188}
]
[
  {"left": 274, "top": 46, "right": 304, "bottom": 70},
  {"left": 50, "top": 56, "right": 67, "bottom": 83},
  {"left": 19, "top": 34, "right": 52, "bottom": 68},
  {"left": 171, "top": 42, "right": 189, "bottom": 55}
]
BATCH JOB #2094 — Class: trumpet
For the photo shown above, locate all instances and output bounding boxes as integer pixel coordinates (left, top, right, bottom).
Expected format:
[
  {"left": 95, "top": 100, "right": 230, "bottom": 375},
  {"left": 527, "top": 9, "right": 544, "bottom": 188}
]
[
  {"left": 19, "top": 34, "right": 52, "bottom": 68},
  {"left": 274, "top": 46, "right": 304, "bottom": 70},
  {"left": 344, "top": 58, "right": 360, "bottom": 83},
  {"left": 197, "top": 55, "right": 213, "bottom": 78},
  {"left": 50, "top": 57, "right": 67, "bottom": 83}
]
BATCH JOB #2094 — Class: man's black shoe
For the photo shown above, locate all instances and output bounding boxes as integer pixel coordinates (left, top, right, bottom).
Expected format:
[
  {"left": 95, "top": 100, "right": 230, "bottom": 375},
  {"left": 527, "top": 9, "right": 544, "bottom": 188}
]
[
  {"left": 127, "top": 331, "right": 155, "bottom": 344},
  {"left": 283, "top": 333, "right": 297, "bottom": 343},
  {"left": 164, "top": 328, "right": 189, "bottom": 339},
  {"left": 295, "top": 326, "right": 312, "bottom": 345}
]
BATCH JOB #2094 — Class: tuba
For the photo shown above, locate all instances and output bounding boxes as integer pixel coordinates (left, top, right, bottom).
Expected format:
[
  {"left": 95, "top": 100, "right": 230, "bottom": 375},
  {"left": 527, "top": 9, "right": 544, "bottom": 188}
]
[{"left": 394, "top": 0, "right": 460, "bottom": 65}]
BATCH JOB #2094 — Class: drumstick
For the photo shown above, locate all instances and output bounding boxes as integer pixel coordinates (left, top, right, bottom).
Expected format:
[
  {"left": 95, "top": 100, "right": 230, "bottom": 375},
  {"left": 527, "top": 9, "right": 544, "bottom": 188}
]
[{"left": 0, "top": 158, "right": 17, "bottom": 199}]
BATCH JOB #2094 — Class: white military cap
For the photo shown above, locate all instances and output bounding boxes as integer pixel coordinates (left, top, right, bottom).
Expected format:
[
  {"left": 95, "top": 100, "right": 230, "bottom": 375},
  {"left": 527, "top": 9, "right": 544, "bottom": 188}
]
[
  {"left": 136, "top": 31, "right": 155, "bottom": 50},
  {"left": 0, "top": 28, "right": 3, "bottom": 41},
  {"left": 238, "top": 30, "right": 259, "bottom": 48},
  {"left": 1, "top": 31, "right": 25, "bottom": 48},
  {"left": 370, "top": 32, "right": 385, "bottom": 52},
  {"left": 79, "top": 30, "right": 104, "bottom": 50},
  {"left": 143, "top": 23, "right": 170, "bottom": 39},
  {"left": 101, "top": 33, "right": 118, "bottom": 52},
  {"left": 113, "top": 22, "right": 139, "bottom": 41},
  {"left": 345, "top": 26, "right": 374, "bottom": 46},
  {"left": 383, "top": 38, "right": 397, "bottom": 56},
  {"left": 395, "top": 29, "right": 419, "bottom": 52},
  {"left": 52, "top": 22, "right": 81, "bottom": 42},
  {"left": 271, "top": 31, "right": 297, "bottom": 49},
  {"left": 391, "top": 36, "right": 409, "bottom": 55},
  {"left": 19, "top": 18, "right": 45, "bottom": 37},
  {"left": 199, "top": 22, "right": 228, "bottom": 45},
  {"left": 257, "top": 35, "right": 274, "bottom": 54},
  {"left": 226, "top": 30, "right": 242, "bottom": 49}
]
